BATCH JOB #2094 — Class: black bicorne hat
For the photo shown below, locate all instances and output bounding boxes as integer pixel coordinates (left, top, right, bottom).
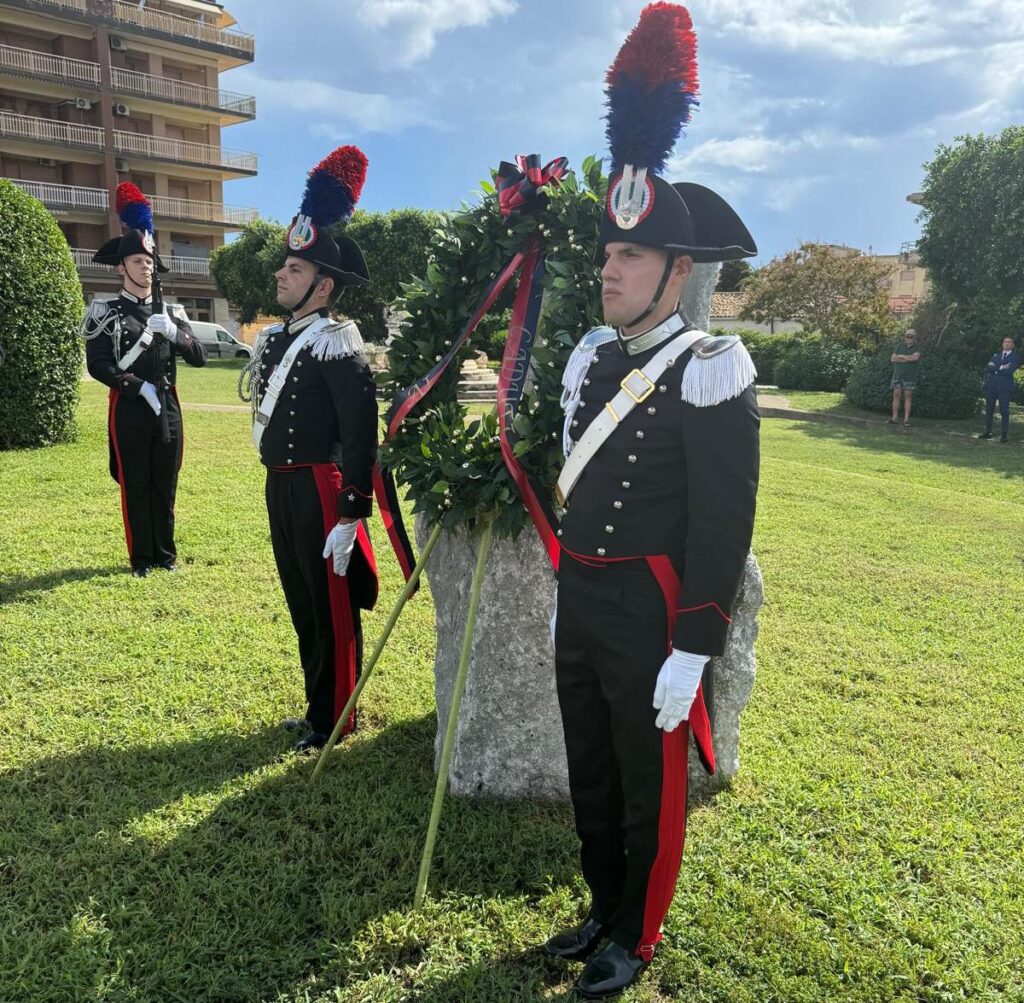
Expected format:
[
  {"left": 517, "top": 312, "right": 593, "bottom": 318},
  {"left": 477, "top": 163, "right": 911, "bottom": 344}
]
[
  {"left": 284, "top": 146, "right": 370, "bottom": 287},
  {"left": 598, "top": 4, "right": 756, "bottom": 263},
  {"left": 92, "top": 183, "right": 169, "bottom": 272},
  {"left": 598, "top": 174, "right": 756, "bottom": 262}
]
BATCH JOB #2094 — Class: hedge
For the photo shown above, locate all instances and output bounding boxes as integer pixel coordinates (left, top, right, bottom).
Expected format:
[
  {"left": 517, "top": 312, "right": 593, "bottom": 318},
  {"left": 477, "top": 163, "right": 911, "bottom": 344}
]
[
  {"left": 0, "top": 180, "right": 83, "bottom": 449},
  {"left": 845, "top": 348, "right": 982, "bottom": 419},
  {"left": 775, "top": 338, "right": 860, "bottom": 392}
]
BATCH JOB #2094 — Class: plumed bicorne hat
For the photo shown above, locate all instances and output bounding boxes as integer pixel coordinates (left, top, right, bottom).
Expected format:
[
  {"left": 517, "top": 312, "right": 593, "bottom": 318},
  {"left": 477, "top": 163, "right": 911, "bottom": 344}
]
[
  {"left": 93, "top": 183, "right": 168, "bottom": 272},
  {"left": 599, "top": 2, "right": 756, "bottom": 263},
  {"left": 285, "top": 146, "right": 369, "bottom": 287}
]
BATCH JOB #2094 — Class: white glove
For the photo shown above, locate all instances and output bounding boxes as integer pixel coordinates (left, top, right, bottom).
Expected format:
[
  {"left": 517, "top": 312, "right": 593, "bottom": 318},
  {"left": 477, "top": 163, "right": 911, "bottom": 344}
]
[
  {"left": 147, "top": 312, "right": 178, "bottom": 342},
  {"left": 322, "top": 521, "right": 358, "bottom": 576},
  {"left": 653, "top": 649, "right": 709, "bottom": 732},
  {"left": 138, "top": 381, "right": 162, "bottom": 416}
]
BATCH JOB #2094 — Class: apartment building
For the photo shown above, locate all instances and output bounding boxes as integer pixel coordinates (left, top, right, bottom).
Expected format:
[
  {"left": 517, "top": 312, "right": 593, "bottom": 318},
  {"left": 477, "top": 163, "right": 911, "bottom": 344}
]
[{"left": 0, "top": 0, "right": 256, "bottom": 324}]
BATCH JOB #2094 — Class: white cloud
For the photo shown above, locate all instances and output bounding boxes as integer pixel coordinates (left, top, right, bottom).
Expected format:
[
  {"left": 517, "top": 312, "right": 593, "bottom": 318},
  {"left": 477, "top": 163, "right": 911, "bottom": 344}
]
[
  {"left": 231, "top": 70, "right": 443, "bottom": 135},
  {"left": 354, "top": 0, "right": 518, "bottom": 66},
  {"left": 698, "top": 0, "right": 1024, "bottom": 67}
]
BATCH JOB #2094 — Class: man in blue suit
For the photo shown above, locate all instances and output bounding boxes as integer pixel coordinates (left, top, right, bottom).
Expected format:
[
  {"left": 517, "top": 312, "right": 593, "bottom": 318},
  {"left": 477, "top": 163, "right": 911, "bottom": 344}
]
[{"left": 980, "top": 337, "right": 1020, "bottom": 442}]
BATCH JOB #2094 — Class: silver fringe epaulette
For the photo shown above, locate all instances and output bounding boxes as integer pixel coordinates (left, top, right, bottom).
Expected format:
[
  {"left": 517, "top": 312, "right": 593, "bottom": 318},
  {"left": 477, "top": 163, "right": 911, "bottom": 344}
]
[
  {"left": 680, "top": 334, "right": 758, "bottom": 407},
  {"left": 79, "top": 299, "right": 119, "bottom": 341},
  {"left": 238, "top": 321, "right": 282, "bottom": 404},
  {"left": 308, "top": 319, "right": 365, "bottom": 362},
  {"left": 560, "top": 326, "right": 616, "bottom": 457}
]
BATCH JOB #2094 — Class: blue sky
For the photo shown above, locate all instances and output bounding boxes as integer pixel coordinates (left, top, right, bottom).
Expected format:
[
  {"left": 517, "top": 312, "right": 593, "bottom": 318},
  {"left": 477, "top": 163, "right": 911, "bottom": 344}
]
[{"left": 222, "top": 0, "right": 1024, "bottom": 264}]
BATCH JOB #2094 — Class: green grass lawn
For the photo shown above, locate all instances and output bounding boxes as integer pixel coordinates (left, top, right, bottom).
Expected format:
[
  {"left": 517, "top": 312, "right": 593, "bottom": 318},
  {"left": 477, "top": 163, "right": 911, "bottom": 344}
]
[
  {"left": 2, "top": 380, "right": 1023, "bottom": 1002},
  {"left": 782, "top": 389, "right": 1024, "bottom": 440}
]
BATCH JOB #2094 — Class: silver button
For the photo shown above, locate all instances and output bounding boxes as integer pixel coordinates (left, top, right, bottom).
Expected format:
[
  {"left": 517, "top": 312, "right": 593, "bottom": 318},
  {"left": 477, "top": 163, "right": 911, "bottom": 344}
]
[
  {"left": 597, "top": 547, "right": 606, "bottom": 557},
  {"left": 292, "top": 376, "right": 298, "bottom": 383},
  {"left": 613, "top": 500, "right": 623, "bottom": 509},
  {"left": 270, "top": 336, "right": 275, "bottom": 343},
  {"left": 636, "top": 430, "right": 644, "bottom": 439},
  {"left": 288, "top": 443, "right": 294, "bottom": 449},
  {"left": 627, "top": 454, "right": 637, "bottom": 463},
  {"left": 556, "top": 528, "right": 563, "bottom": 537},
  {"left": 605, "top": 525, "right": 614, "bottom": 533},
  {"left": 291, "top": 394, "right": 296, "bottom": 399},
  {"left": 579, "top": 401, "right": 585, "bottom": 408},
  {"left": 289, "top": 411, "right": 295, "bottom": 416},
  {"left": 297, "top": 361, "right": 303, "bottom": 367},
  {"left": 286, "top": 458, "right": 293, "bottom": 465},
  {"left": 288, "top": 428, "right": 294, "bottom": 433},
  {"left": 571, "top": 419, "right": 579, "bottom": 427},
  {"left": 667, "top": 357, "right": 676, "bottom": 367},
  {"left": 583, "top": 378, "right": 591, "bottom": 386},
  {"left": 621, "top": 480, "right": 631, "bottom": 489},
  {"left": 647, "top": 407, "right": 657, "bottom": 415},
  {"left": 658, "top": 385, "right": 667, "bottom": 393}
]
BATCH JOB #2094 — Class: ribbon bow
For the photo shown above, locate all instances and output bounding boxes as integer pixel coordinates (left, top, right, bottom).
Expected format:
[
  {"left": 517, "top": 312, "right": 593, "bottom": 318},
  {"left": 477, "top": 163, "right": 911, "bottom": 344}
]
[{"left": 496, "top": 154, "right": 569, "bottom": 218}]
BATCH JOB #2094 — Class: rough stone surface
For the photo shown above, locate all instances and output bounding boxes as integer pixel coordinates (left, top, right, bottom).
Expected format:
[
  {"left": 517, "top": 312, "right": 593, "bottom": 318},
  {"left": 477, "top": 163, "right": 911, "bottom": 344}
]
[
  {"left": 419, "top": 518, "right": 764, "bottom": 802},
  {"left": 417, "top": 260, "right": 763, "bottom": 802}
]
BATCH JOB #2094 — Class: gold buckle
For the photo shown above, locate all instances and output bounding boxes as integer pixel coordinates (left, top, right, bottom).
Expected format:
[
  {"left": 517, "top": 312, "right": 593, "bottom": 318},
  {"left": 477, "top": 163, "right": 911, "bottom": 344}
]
[
  {"left": 605, "top": 400, "right": 621, "bottom": 422},
  {"left": 621, "top": 369, "right": 655, "bottom": 403}
]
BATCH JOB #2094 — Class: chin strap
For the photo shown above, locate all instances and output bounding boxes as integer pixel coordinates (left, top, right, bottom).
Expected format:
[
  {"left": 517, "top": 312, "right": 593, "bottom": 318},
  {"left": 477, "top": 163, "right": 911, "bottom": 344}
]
[
  {"left": 292, "top": 270, "right": 326, "bottom": 315},
  {"left": 624, "top": 251, "right": 678, "bottom": 330}
]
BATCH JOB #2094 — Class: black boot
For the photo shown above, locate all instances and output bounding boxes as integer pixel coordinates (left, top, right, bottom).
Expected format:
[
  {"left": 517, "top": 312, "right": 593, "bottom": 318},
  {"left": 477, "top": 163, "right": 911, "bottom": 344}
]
[
  {"left": 575, "top": 941, "right": 648, "bottom": 999},
  {"left": 979, "top": 432, "right": 993, "bottom": 439},
  {"left": 294, "top": 731, "right": 329, "bottom": 753},
  {"left": 281, "top": 716, "right": 310, "bottom": 732},
  {"left": 544, "top": 911, "right": 609, "bottom": 961},
  {"left": 131, "top": 565, "right": 150, "bottom": 578}
]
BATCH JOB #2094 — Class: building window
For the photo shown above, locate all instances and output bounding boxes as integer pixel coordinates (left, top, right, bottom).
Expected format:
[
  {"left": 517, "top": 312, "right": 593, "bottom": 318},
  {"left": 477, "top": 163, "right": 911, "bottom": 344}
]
[{"left": 176, "top": 297, "right": 213, "bottom": 322}]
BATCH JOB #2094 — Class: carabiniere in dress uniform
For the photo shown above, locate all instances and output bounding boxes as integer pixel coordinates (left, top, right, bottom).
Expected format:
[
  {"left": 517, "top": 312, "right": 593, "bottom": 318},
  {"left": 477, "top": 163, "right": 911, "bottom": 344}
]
[
  {"left": 80, "top": 184, "right": 205, "bottom": 577},
  {"left": 542, "top": 6, "right": 761, "bottom": 999},
  {"left": 243, "top": 146, "right": 382, "bottom": 754}
]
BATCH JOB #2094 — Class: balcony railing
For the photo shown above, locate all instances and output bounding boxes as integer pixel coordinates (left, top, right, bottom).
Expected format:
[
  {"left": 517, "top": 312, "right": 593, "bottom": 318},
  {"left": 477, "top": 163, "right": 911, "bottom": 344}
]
[
  {"left": 25, "top": 0, "right": 88, "bottom": 11},
  {"left": 73, "top": 248, "right": 212, "bottom": 280},
  {"left": 111, "top": 1, "right": 255, "bottom": 57},
  {"left": 110, "top": 66, "right": 255, "bottom": 117},
  {"left": 7, "top": 178, "right": 258, "bottom": 227},
  {"left": 148, "top": 193, "right": 257, "bottom": 226},
  {"left": 0, "top": 43, "right": 100, "bottom": 87},
  {"left": 6, "top": 178, "right": 107, "bottom": 211},
  {"left": 113, "top": 129, "right": 257, "bottom": 173},
  {"left": 0, "top": 111, "right": 103, "bottom": 150}
]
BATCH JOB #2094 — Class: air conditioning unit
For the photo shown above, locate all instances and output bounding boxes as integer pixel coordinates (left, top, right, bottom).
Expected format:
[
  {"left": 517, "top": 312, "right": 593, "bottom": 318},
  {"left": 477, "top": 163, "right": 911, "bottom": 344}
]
[
  {"left": 38, "top": 158, "right": 58, "bottom": 167},
  {"left": 112, "top": 103, "right": 131, "bottom": 117},
  {"left": 115, "top": 159, "right": 128, "bottom": 172},
  {"left": 109, "top": 36, "right": 127, "bottom": 51},
  {"left": 74, "top": 97, "right": 92, "bottom": 111}
]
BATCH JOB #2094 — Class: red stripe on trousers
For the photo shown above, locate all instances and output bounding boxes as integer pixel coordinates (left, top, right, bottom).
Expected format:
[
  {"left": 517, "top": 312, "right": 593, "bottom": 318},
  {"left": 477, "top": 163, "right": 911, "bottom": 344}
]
[
  {"left": 633, "top": 555, "right": 718, "bottom": 960},
  {"left": 311, "top": 464, "right": 359, "bottom": 735},
  {"left": 107, "top": 389, "right": 132, "bottom": 558}
]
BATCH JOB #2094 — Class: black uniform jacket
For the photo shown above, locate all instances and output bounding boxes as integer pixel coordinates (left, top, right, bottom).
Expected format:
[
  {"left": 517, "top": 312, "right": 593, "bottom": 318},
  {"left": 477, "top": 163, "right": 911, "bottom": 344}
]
[
  {"left": 84, "top": 291, "right": 205, "bottom": 398},
  {"left": 558, "top": 327, "right": 760, "bottom": 657},
  {"left": 252, "top": 310, "right": 377, "bottom": 520}
]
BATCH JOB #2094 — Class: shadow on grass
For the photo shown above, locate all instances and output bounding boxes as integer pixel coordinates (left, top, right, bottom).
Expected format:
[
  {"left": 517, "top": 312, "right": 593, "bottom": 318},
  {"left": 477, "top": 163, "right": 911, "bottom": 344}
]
[
  {"left": 786, "top": 415, "right": 1024, "bottom": 480},
  {"left": 0, "top": 564, "right": 126, "bottom": 603},
  {"left": 0, "top": 714, "right": 583, "bottom": 1002},
  {"left": 413, "top": 948, "right": 582, "bottom": 1003}
]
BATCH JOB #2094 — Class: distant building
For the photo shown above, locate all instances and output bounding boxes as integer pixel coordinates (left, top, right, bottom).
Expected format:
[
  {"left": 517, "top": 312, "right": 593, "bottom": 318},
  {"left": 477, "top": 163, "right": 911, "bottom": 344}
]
[
  {"left": 708, "top": 290, "right": 802, "bottom": 334},
  {"left": 824, "top": 242, "right": 930, "bottom": 318},
  {"left": 0, "top": 0, "right": 257, "bottom": 324}
]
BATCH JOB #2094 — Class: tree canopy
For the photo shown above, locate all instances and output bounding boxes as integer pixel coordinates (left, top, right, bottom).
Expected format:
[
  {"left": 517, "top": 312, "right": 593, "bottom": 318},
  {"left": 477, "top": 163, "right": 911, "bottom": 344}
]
[{"left": 739, "top": 242, "right": 895, "bottom": 349}]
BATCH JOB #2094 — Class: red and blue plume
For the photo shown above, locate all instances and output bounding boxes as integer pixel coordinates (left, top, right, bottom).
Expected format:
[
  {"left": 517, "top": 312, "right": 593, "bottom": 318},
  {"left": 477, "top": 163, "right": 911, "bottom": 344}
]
[
  {"left": 605, "top": 2, "right": 699, "bottom": 175},
  {"left": 298, "top": 145, "right": 368, "bottom": 227},
  {"left": 115, "top": 182, "right": 154, "bottom": 234}
]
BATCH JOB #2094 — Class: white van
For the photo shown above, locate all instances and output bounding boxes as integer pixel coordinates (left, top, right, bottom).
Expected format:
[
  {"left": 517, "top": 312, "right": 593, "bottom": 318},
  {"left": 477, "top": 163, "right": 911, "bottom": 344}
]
[{"left": 190, "top": 321, "right": 252, "bottom": 359}]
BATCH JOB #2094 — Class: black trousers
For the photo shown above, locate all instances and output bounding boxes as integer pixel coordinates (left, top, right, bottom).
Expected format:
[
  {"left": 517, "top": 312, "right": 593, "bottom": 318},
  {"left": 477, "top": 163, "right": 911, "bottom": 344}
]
[
  {"left": 108, "top": 389, "right": 182, "bottom": 570},
  {"left": 984, "top": 386, "right": 1011, "bottom": 439},
  {"left": 555, "top": 556, "right": 690, "bottom": 959},
  {"left": 266, "top": 467, "right": 363, "bottom": 735}
]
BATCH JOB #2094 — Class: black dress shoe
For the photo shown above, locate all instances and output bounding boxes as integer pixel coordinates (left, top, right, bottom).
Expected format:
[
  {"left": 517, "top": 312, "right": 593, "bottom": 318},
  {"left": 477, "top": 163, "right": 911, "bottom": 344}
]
[
  {"left": 544, "top": 912, "right": 609, "bottom": 960},
  {"left": 979, "top": 432, "right": 993, "bottom": 439},
  {"left": 158, "top": 561, "right": 178, "bottom": 572},
  {"left": 575, "top": 941, "right": 648, "bottom": 999},
  {"left": 131, "top": 566, "right": 150, "bottom": 578},
  {"left": 281, "top": 716, "right": 310, "bottom": 732},
  {"left": 294, "top": 731, "right": 329, "bottom": 753}
]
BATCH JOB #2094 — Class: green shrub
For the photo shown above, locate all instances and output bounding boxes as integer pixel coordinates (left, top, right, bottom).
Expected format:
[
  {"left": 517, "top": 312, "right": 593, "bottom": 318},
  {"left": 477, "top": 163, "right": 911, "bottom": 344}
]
[
  {"left": 845, "top": 348, "right": 982, "bottom": 419},
  {"left": 0, "top": 180, "right": 83, "bottom": 449},
  {"left": 775, "top": 338, "right": 860, "bottom": 391},
  {"left": 717, "top": 329, "right": 805, "bottom": 384},
  {"left": 1013, "top": 367, "right": 1024, "bottom": 405}
]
